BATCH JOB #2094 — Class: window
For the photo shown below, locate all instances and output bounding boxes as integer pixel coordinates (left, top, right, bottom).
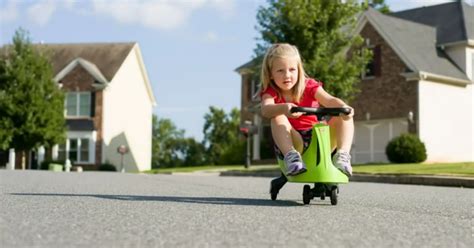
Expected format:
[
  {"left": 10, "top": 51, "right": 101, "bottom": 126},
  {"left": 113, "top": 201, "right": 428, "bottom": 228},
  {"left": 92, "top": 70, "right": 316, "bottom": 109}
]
[
  {"left": 363, "top": 45, "right": 381, "bottom": 78},
  {"left": 69, "top": 139, "right": 78, "bottom": 162},
  {"left": 250, "top": 78, "right": 261, "bottom": 101},
  {"left": 80, "top": 138, "right": 89, "bottom": 163},
  {"left": 58, "top": 143, "right": 66, "bottom": 161},
  {"left": 58, "top": 138, "right": 90, "bottom": 163},
  {"left": 65, "top": 92, "right": 91, "bottom": 117}
]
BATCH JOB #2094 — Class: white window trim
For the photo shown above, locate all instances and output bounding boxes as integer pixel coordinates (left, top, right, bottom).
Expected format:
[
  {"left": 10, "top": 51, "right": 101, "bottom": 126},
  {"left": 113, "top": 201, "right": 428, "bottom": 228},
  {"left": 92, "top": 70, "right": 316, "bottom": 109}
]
[
  {"left": 65, "top": 92, "right": 91, "bottom": 118},
  {"left": 53, "top": 131, "right": 97, "bottom": 164}
]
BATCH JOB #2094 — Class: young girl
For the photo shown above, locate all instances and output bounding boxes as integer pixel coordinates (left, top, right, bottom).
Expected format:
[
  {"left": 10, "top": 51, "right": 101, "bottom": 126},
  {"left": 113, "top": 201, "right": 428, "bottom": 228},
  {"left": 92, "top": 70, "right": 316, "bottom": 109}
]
[{"left": 260, "top": 43, "right": 354, "bottom": 179}]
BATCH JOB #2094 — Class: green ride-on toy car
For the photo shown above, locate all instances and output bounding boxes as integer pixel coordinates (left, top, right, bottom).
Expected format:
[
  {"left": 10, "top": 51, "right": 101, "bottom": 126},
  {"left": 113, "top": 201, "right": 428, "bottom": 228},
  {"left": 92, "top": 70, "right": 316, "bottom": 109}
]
[{"left": 270, "top": 106, "right": 351, "bottom": 205}]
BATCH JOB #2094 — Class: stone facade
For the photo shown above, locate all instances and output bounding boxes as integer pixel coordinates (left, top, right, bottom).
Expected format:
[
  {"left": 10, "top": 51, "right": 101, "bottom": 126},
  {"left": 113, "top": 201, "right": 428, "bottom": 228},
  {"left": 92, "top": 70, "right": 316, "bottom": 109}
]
[
  {"left": 59, "top": 65, "right": 104, "bottom": 170},
  {"left": 351, "top": 22, "right": 418, "bottom": 133},
  {"left": 240, "top": 73, "right": 257, "bottom": 124}
]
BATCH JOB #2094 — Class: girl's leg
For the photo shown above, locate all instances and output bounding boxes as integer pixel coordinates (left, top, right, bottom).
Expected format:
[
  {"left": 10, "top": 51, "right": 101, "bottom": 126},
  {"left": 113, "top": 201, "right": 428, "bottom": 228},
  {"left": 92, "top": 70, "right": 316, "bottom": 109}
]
[
  {"left": 329, "top": 116, "right": 354, "bottom": 176},
  {"left": 271, "top": 115, "right": 304, "bottom": 154},
  {"left": 271, "top": 115, "right": 306, "bottom": 176},
  {"left": 329, "top": 116, "right": 354, "bottom": 152}
]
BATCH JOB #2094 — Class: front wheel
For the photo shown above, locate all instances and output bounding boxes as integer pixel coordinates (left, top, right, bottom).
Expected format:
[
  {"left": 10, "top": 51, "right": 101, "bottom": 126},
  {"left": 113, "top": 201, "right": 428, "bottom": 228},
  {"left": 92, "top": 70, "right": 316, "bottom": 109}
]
[
  {"left": 330, "top": 188, "right": 338, "bottom": 205},
  {"left": 303, "top": 185, "right": 311, "bottom": 205}
]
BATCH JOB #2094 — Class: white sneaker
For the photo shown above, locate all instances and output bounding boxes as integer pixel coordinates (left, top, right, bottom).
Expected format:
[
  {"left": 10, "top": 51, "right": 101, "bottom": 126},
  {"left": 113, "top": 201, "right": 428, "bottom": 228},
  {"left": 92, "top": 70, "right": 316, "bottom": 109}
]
[
  {"left": 333, "top": 150, "right": 352, "bottom": 176},
  {"left": 284, "top": 150, "right": 307, "bottom": 176}
]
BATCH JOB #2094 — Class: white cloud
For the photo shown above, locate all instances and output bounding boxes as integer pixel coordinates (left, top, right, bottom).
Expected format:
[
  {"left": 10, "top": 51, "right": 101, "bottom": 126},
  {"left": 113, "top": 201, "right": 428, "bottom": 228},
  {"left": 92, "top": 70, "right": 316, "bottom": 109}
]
[
  {"left": 91, "top": 0, "right": 236, "bottom": 30},
  {"left": 0, "top": 0, "right": 236, "bottom": 30},
  {"left": 26, "top": 0, "right": 58, "bottom": 26},
  {"left": 0, "top": 0, "right": 19, "bottom": 22}
]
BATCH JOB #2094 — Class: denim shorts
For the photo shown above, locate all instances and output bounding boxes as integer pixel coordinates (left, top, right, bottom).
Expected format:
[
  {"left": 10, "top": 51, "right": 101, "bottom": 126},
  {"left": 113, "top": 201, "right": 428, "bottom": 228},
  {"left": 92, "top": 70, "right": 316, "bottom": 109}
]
[{"left": 274, "top": 128, "right": 313, "bottom": 160}]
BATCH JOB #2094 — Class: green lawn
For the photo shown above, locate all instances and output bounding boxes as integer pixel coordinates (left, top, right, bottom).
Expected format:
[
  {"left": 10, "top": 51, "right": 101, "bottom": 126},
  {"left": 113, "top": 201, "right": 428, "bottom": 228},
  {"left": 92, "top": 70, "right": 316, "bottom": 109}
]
[
  {"left": 143, "top": 162, "right": 474, "bottom": 177},
  {"left": 353, "top": 162, "right": 474, "bottom": 177}
]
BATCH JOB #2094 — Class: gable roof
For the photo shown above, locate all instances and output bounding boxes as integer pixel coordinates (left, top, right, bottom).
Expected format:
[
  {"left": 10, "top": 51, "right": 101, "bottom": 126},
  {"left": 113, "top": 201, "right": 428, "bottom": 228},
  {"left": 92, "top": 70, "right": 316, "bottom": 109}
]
[
  {"left": 37, "top": 42, "right": 135, "bottom": 82},
  {"left": 361, "top": 7, "right": 471, "bottom": 84},
  {"left": 54, "top": 57, "right": 109, "bottom": 85},
  {"left": 390, "top": 1, "right": 474, "bottom": 45},
  {"left": 235, "top": 57, "right": 261, "bottom": 75}
]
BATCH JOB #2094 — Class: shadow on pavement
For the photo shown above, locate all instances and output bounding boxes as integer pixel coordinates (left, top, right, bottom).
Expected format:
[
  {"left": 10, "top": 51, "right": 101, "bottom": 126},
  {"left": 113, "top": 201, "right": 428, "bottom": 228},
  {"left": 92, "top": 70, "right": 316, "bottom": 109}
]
[{"left": 10, "top": 193, "right": 301, "bottom": 207}]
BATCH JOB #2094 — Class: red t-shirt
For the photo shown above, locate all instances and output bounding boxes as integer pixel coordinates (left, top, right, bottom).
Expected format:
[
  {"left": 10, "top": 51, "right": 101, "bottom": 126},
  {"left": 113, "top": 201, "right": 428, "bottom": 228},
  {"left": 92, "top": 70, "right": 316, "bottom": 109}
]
[{"left": 261, "top": 78, "right": 321, "bottom": 130}]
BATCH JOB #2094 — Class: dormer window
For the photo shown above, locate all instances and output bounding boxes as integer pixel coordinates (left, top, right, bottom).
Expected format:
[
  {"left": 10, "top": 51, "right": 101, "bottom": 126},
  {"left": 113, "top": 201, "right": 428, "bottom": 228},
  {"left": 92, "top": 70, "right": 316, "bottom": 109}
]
[
  {"left": 363, "top": 41, "right": 382, "bottom": 79},
  {"left": 250, "top": 78, "right": 261, "bottom": 102},
  {"left": 65, "top": 92, "right": 91, "bottom": 117}
]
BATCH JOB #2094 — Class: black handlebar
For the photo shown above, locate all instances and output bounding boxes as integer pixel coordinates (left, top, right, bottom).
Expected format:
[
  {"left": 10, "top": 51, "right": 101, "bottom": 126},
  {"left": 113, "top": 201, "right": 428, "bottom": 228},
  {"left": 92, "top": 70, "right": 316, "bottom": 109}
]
[{"left": 290, "top": 107, "right": 351, "bottom": 116}]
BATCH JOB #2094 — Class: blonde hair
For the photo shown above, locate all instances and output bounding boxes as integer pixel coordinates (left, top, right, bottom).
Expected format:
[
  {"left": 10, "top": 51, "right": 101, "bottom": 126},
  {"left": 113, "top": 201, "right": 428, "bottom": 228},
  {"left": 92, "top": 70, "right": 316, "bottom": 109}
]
[{"left": 261, "top": 43, "right": 307, "bottom": 103}]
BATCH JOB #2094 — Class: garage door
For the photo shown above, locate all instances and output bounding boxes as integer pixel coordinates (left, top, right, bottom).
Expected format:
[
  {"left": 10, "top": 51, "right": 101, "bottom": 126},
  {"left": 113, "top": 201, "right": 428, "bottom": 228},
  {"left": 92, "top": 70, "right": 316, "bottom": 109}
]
[{"left": 352, "top": 118, "right": 408, "bottom": 164}]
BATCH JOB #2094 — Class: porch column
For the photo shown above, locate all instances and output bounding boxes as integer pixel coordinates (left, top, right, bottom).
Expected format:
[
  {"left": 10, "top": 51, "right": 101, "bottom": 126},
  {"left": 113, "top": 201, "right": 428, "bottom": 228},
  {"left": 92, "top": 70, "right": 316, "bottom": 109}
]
[
  {"left": 37, "top": 146, "right": 45, "bottom": 169},
  {"left": 52, "top": 145, "right": 59, "bottom": 160},
  {"left": 7, "top": 148, "right": 15, "bottom": 170},
  {"left": 252, "top": 114, "right": 261, "bottom": 161}
]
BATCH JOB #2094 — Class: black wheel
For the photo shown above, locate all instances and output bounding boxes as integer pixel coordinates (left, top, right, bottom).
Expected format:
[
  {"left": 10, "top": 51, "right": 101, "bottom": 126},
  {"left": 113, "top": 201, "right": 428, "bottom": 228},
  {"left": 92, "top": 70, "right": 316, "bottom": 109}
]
[
  {"left": 320, "top": 191, "right": 325, "bottom": 201},
  {"left": 330, "top": 188, "right": 338, "bottom": 205},
  {"left": 303, "top": 185, "right": 311, "bottom": 205}
]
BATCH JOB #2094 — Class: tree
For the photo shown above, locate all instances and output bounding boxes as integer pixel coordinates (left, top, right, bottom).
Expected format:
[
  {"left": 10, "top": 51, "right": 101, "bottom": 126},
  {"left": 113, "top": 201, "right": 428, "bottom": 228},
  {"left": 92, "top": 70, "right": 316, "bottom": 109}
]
[
  {"left": 0, "top": 28, "right": 65, "bottom": 166},
  {"left": 255, "top": 0, "right": 372, "bottom": 101},
  {"left": 203, "top": 107, "right": 244, "bottom": 165},
  {"left": 181, "top": 138, "right": 207, "bottom": 167},
  {"left": 152, "top": 115, "right": 207, "bottom": 168},
  {"left": 363, "top": 0, "right": 390, "bottom": 13},
  {"left": 151, "top": 115, "right": 185, "bottom": 168}
]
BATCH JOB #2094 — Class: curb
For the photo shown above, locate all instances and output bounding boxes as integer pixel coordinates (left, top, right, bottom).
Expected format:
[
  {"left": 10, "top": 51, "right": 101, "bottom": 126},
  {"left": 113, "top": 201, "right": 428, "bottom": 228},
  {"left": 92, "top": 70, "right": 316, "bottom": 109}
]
[{"left": 220, "top": 170, "right": 474, "bottom": 188}]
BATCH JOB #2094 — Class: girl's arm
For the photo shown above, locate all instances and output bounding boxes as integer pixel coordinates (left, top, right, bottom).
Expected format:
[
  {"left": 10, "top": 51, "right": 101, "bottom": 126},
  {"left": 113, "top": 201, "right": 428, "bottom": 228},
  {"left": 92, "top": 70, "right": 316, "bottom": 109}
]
[
  {"left": 261, "top": 94, "right": 302, "bottom": 119},
  {"left": 314, "top": 87, "right": 354, "bottom": 119}
]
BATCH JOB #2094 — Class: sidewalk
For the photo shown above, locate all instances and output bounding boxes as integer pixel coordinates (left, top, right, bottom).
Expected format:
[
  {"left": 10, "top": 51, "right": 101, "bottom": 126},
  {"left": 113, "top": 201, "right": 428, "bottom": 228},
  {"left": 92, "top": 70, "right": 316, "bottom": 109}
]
[{"left": 219, "top": 167, "right": 474, "bottom": 188}]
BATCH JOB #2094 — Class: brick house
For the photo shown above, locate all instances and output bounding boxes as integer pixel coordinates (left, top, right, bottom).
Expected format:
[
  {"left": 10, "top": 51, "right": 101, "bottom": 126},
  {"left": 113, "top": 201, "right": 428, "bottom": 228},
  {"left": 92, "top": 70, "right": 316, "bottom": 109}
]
[
  {"left": 3, "top": 42, "right": 156, "bottom": 171},
  {"left": 236, "top": 2, "right": 473, "bottom": 164}
]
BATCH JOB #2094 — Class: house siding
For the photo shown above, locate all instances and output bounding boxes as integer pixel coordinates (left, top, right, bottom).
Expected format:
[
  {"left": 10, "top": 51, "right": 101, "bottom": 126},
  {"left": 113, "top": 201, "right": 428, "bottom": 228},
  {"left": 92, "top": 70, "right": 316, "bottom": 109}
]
[
  {"left": 61, "top": 65, "right": 103, "bottom": 169},
  {"left": 418, "top": 80, "right": 474, "bottom": 162},
  {"left": 240, "top": 73, "right": 255, "bottom": 125},
  {"left": 102, "top": 46, "right": 153, "bottom": 172},
  {"left": 351, "top": 22, "right": 418, "bottom": 133}
]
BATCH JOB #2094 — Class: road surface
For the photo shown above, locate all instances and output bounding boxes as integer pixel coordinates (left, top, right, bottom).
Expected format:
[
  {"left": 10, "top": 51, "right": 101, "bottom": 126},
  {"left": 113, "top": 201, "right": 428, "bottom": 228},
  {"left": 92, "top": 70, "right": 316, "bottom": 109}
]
[{"left": 0, "top": 170, "right": 472, "bottom": 247}]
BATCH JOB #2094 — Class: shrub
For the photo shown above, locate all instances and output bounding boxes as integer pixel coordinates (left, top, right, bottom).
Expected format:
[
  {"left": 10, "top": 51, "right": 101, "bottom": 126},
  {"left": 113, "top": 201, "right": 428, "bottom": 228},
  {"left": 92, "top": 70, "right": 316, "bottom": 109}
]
[
  {"left": 40, "top": 160, "right": 68, "bottom": 170},
  {"left": 98, "top": 163, "right": 117, "bottom": 171},
  {"left": 386, "top": 133, "right": 427, "bottom": 163}
]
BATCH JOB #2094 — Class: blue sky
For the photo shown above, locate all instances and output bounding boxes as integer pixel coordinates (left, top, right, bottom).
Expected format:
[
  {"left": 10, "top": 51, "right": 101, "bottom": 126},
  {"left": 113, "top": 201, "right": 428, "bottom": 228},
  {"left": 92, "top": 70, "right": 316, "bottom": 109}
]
[{"left": 0, "top": 0, "right": 464, "bottom": 141}]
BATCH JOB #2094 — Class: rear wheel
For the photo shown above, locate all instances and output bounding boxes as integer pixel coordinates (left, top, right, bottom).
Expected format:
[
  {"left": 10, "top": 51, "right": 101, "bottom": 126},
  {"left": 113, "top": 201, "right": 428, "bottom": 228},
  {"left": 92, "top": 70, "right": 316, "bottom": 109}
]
[{"left": 303, "top": 185, "right": 311, "bottom": 205}]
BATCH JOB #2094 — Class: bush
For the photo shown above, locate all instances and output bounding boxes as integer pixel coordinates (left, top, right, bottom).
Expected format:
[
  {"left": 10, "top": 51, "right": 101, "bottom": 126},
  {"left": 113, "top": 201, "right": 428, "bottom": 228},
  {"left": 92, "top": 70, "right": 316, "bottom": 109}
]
[
  {"left": 98, "top": 163, "right": 117, "bottom": 171},
  {"left": 40, "top": 160, "right": 68, "bottom": 170},
  {"left": 219, "top": 140, "right": 246, "bottom": 165},
  {"left": 386, "top": 133, "right": 427, "bottom": 163}
]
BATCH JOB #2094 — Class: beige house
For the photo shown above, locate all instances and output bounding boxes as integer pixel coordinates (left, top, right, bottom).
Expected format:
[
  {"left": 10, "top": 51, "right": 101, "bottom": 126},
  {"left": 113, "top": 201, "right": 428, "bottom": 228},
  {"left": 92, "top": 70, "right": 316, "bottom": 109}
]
[
  {"left": 236, "top": 2, "right": 474, "bottom": 164},
  {"left": 5, "top": 42, "right": 156, "bottom": 172}
]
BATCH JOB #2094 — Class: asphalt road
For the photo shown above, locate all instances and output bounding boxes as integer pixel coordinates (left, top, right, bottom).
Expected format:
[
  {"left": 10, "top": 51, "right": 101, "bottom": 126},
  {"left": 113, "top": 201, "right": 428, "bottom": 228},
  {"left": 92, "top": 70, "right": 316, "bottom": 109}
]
[{"left": 0, "top": 170, "right": 472, "bottom": 247}]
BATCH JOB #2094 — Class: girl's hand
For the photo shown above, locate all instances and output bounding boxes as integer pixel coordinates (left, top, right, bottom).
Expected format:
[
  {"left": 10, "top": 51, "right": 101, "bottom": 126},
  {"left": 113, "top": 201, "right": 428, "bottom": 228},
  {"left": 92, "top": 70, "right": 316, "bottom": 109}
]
[
  {"left": 342, "top": 105, "right": 354, "bottom": 120},
  {"left": 285, "top": 103, "right": 302, "bottom": 118}
]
